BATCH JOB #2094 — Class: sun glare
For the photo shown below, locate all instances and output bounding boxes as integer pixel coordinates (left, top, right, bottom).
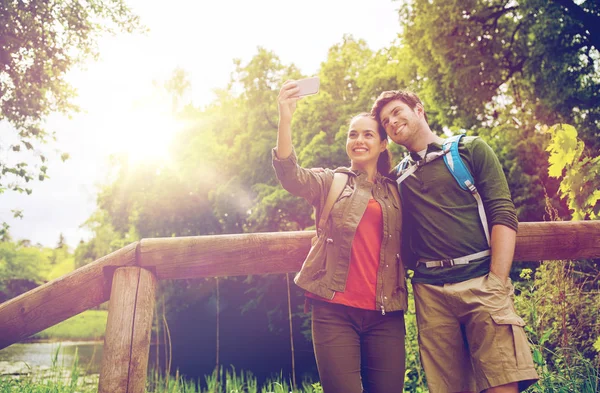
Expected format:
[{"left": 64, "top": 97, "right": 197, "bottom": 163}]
[{"left": 112, "top": 102, "right": 181, "bottom": 167}]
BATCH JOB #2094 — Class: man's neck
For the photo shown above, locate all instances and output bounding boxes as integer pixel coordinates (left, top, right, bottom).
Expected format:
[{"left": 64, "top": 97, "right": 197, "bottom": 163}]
[{"left": 406, "top": 129, "right": 444, "bottom": 153}]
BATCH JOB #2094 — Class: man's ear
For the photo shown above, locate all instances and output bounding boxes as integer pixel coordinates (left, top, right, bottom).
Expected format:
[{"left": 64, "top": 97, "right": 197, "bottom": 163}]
[
  {"left": 380, "top": 138, "right": 388, "bottom": 152},
  {"left": 415, "top": 103, "right": 425, "bottom": 119}
]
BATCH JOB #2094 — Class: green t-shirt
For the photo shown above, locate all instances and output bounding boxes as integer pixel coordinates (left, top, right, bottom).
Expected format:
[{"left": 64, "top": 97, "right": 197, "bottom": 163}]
[{"left": 398, "top": 136, "right": 518, "bottom": 285}]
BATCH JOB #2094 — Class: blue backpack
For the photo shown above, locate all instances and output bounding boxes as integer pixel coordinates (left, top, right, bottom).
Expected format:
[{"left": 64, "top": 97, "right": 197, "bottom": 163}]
[{"left": 394, "top": 134, "right": 491, "bottom": 268}]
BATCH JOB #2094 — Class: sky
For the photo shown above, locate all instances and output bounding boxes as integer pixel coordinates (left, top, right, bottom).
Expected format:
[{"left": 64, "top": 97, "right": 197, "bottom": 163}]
[{"left": 0, "top": 0, "right": 402, "bottom": 249}]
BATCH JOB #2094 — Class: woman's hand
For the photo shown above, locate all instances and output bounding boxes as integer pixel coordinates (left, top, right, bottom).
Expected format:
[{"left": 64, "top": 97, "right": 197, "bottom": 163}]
[
  {"left": 278, "top": 80, "right": 301, "bottom": 124},
  {"left": 275, "top": 81, "right": 301, "bottom": 160}
]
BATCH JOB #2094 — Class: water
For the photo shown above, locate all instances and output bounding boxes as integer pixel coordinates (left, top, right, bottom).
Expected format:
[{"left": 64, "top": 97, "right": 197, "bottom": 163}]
[
  {"left": 0, "top": 341, "right": 104, "bottom": 376},
  {"left": 0, "top": 340, "right": 317, "bottom": 386}
]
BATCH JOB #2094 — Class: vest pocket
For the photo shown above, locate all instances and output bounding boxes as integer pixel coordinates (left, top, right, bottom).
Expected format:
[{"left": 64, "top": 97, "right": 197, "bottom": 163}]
[{"left": 298, "top": 232, "right": 329, "bottom": 283}]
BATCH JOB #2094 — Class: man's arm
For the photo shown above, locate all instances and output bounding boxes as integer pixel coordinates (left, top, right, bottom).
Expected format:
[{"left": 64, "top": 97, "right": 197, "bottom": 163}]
[
  {"left": 489, "top": 224, "right": 516, "bottom": 284},
  {"left": 468, "top": 138, "right": 518, "bottom": 283}
]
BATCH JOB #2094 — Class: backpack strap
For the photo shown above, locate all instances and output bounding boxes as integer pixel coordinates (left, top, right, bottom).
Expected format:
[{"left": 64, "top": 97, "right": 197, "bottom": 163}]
[
  {"left": 395, "top": 150, "right": 449, "bottom": 186},
  {"left": 317, "top": 172, "right": 348, "bottom": 233},
  {"left": 442, "top": 134, "right": 490, "bottom": 246},
  {"left": 442, "top": 134, "right": 474, "bottom": 191}
]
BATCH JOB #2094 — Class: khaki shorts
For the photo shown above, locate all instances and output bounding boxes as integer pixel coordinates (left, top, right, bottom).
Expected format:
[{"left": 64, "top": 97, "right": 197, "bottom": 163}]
[{"left": 413, "top": 272, "right": 539, "bottom": 393}]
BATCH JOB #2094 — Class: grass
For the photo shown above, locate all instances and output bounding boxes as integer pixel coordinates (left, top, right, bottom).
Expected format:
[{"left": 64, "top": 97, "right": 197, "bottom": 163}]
[
  {"left": 32, "top": 310, "right": 108, "bottom": 341},
  {"left": 0, "top": 362, "right": 321, "bottom": 393},
  {"left": 2, "top": 356, "right": 598, "bottom": 393},
  {"left": 0, "top": 346, "right": 98, "bottom": 393},
  {"left": 47, "top": 256, "right": 76, "bottom": 281}
]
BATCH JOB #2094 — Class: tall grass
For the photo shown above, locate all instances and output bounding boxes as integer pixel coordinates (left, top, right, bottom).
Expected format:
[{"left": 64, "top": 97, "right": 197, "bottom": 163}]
[
  {"left": 0, "top": 345, "right": 98, "bottom": 393},
  {"left": 1, "top": 361, "right": 319, "bottom": 393},
  {"left": 146, "top": 366, "right": 321, "bottom": 393}
]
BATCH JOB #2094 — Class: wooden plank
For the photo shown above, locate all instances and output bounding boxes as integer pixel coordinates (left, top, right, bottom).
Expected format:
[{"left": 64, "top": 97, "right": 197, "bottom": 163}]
[
  {"left": 128, "top": 268, "right": 156, "bottom": 393},
  {"left": 1, "top": 221, "right": 598, "bottom": 351},
  {"left": 0, "top": 242, "right": 138, "bottom": 350},
  {"left": 138, "top": 221, "right": 600, "bottom": 280},
  {"left": 98, "top": 267, "right": 156, "bottom": 393},
  {"left": 515, "top": 221, "right": 600, "bottom": 261},
  {"left": 139, "top": 231, "right": 314, "bottom": 279}
]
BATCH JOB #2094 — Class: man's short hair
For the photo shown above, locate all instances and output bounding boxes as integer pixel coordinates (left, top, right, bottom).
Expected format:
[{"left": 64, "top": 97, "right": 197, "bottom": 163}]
[{"left": 371, "top": 90, "right": 428, "bottom": 124}]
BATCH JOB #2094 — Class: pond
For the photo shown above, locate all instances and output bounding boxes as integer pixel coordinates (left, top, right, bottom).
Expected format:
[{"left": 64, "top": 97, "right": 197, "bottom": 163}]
[{"left": 0, "top": 341, "right": 104, "bottom": 376}]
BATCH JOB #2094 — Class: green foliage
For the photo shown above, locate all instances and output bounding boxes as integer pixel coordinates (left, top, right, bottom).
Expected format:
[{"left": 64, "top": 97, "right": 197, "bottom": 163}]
[
  {"left": 516, "top": 260, "right": 600, "bottom": 364},
  {"left": 396, "top": 0, "right": 600, "bottom": 222},
  {"left": 399, "top": 0, "right": 600, "bottom": 138},
  {"left": 546, "top": 123, "right": 600, "bottom": 219},
  {"left": 528, "top": 349, "right": 600, "bottom": 393},
  {"left": 73, "top": 210, "right": 138, "bottom": 268},
  {"left": 515, "top": 262, "right": 600, "bottom": 392},
  {"left": 147, "top": 366, "right": 320, "bottom": 393},
  {"left": 0, "top": 235, "right": 85, "bottom": 303},
  {"left": 0, "top": 240, "right": 50, "bottom": 302},
  {"left": 0, "top": 0, "right": 142, "bottom": 197}
]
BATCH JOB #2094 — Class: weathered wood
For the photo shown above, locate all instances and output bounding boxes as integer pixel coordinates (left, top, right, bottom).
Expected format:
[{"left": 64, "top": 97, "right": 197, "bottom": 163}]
[
  {"left": 138, "top": 221, "right": 600, "bottom": 280},
  {"left": 515, "top": 221, "right": 600, "bottom": 261},
  {"left": 139, "top": 231, "right": 314, "bottom": 279},
  {"left": 98, "top": 267, "right": 156, "bottom": 393},
  {"left": 0, "top": 242, "right": 138, "bottom": 350},
  {"left": 1, "top": 221, "right": 598, "bottom": 353}
]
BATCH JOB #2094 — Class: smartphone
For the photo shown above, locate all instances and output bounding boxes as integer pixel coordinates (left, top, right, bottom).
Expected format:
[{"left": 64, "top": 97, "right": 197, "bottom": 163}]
[{"left": 296, "top": 77, "right": 320, "bottom": 97}]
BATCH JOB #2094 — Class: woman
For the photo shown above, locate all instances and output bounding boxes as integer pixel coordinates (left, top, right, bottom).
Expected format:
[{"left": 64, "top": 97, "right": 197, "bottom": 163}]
[{"left": 272, "top": 80, "right": 407, "bottom": 393}]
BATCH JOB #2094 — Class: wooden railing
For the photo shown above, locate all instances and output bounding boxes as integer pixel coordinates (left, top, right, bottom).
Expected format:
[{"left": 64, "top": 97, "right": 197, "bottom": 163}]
[{"left": 1, "top": 221, "right": 600, "bottom": 392}]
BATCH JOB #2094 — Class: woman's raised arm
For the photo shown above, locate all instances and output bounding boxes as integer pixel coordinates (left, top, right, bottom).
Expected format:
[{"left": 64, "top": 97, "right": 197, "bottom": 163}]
[{"left": 276, "top": 80, "right": 301, "bottom": 160}]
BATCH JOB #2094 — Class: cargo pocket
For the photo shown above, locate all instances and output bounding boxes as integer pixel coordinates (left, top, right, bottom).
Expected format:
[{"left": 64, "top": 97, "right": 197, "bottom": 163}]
[{"left": 490, "top": 310, "right": 530, "bottom": 368}]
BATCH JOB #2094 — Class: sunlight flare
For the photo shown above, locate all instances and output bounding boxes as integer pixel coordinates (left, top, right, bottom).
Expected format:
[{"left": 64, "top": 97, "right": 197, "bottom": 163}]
[{"left": 112, "top": 101, "right": 180, "bottom": 167}]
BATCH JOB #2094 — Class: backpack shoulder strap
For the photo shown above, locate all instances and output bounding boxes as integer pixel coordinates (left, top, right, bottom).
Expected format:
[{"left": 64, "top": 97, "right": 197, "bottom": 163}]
[
  {"left": 394, "top": 155, "right": 412, "bottom": 175},
  {"left": 442, "top": 134, "right": 474, "bottom": 191},
  {"left": 394, "top": 155, "right": 416, "bottom": 186},
  {"left": 442, "top": 134, "right": 490, "bottom": 246},
  {"left": 317, "top": 172, "right": 348, "bottom": 231}
]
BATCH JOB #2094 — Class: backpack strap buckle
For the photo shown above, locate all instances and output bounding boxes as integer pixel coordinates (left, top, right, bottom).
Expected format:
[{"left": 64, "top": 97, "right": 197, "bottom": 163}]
[{"left": 418, "top": 250, "right": 491, "bottom": 269}]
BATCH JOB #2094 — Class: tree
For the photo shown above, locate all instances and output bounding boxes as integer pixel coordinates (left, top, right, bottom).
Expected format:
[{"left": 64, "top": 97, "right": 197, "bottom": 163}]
[
  {"left": 0, "top": 0, "right": 142, "bottom": 196},
  {"left": 395, "top": 0, "right": 600, "bottom": 221},
  {"left": 400, "top": 0, "right": 600, "bottom": 144},
  {"left": 0, "top": 240, "right": 49, "bottom": 301}
]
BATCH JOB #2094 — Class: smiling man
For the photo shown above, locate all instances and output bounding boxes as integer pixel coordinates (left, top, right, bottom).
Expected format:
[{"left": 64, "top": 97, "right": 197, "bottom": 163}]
[{"left": 371, "top": 90, "right": 539, "bottom": 393}]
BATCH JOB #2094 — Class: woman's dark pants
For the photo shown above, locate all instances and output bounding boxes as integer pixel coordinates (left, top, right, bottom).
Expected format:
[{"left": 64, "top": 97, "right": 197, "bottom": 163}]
[{"left": 311, "top": 301, "right": 405, "bottom": 393}]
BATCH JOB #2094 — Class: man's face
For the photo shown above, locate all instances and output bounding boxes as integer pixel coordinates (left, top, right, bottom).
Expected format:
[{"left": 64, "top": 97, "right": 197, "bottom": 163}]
[{"left": 379, "top": 99, "right": 424, "bottom": 148}]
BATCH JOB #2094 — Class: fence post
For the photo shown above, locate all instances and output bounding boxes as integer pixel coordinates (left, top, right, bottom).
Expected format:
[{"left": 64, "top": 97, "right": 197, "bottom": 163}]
[{"left": 98, "top": 266, "right": 156, "bottom": 393}]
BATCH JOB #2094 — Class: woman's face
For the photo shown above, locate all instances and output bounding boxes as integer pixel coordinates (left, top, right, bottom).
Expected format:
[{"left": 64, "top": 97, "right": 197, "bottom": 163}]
[{"left": 346, "top": 116, "right": 387, "bottom": 169}]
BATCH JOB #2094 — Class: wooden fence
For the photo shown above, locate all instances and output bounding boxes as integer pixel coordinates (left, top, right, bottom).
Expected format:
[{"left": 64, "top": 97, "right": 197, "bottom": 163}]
[{"left": 1, "top": 221, "right": 600, "bottom": 392}]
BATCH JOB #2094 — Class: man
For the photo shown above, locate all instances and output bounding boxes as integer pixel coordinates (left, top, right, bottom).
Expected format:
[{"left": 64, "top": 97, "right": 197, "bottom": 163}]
[{"left": 371, "top": 91, "right": 539, "bottom": 393}]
